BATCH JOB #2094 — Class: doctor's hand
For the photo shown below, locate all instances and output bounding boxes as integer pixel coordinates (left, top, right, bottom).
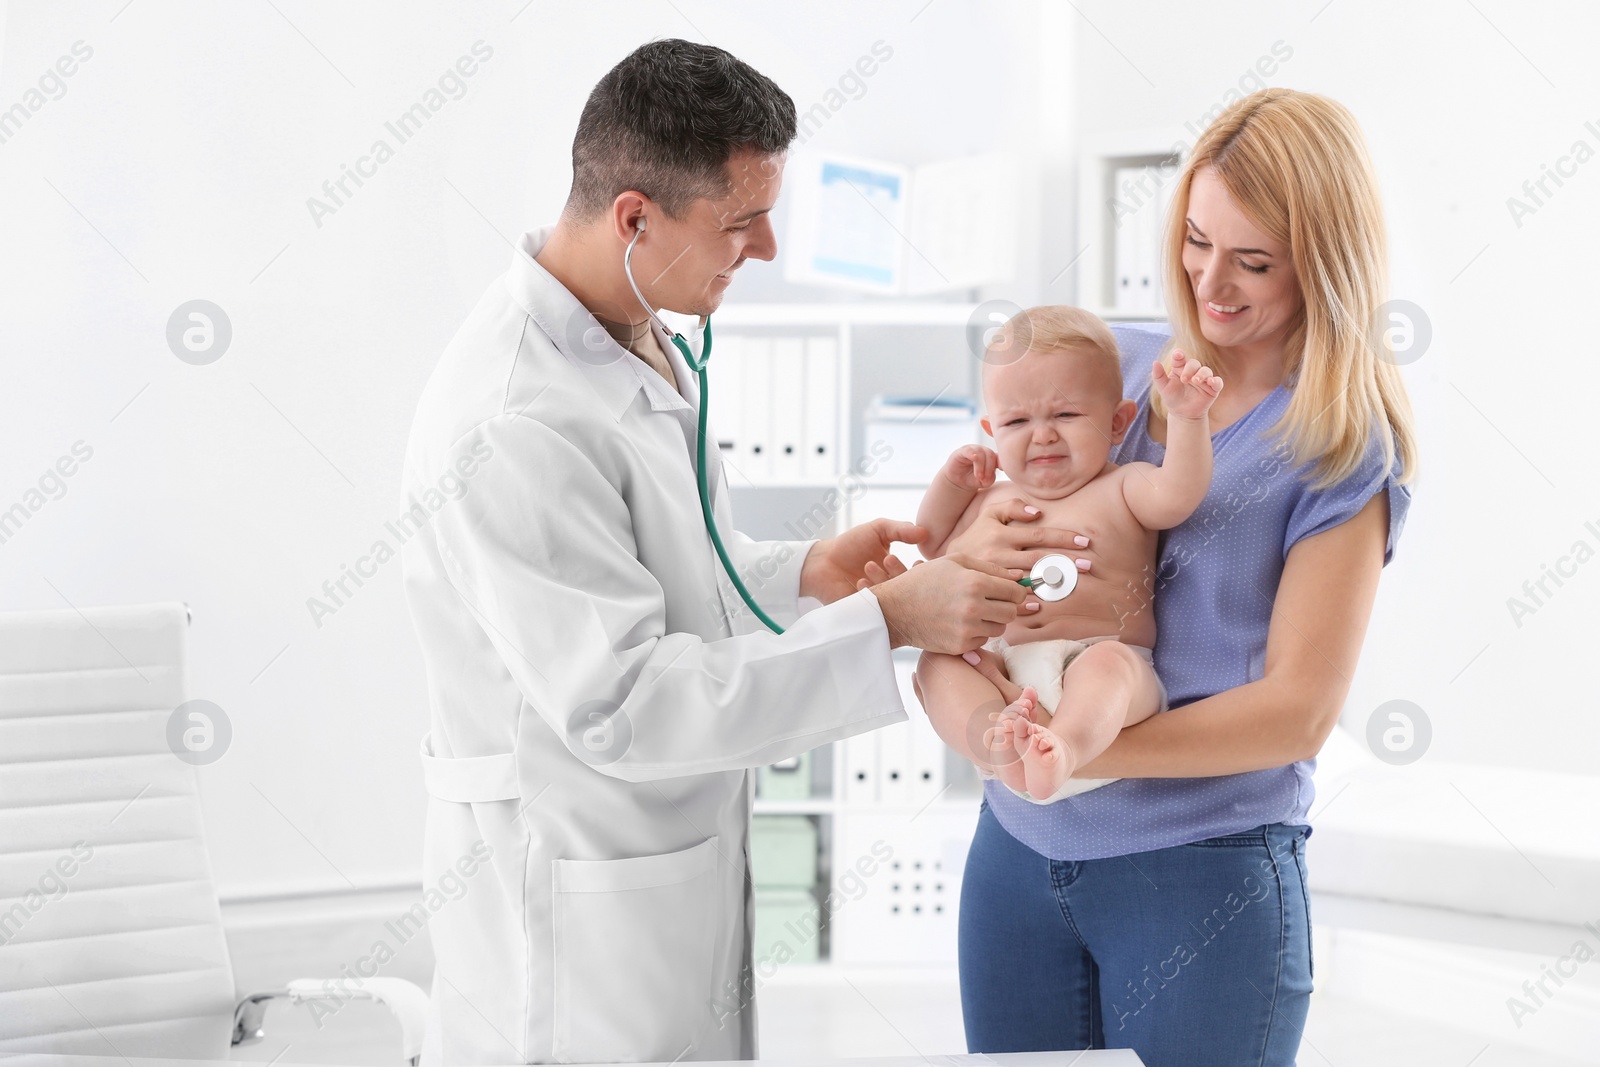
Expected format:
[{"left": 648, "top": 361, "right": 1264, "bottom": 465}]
[
  {"left": 942, "top": 497, "right": 1096, "bottom": 575},
  {"left": 800, "top": 519, "right": 928, "bottom": 605},
  {"left": 868, "top": 554, "right": 1031, "bottom": 654}
]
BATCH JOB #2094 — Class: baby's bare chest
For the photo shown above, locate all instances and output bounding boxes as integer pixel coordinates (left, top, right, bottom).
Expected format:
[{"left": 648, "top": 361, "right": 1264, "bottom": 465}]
[
  {"left": 970, "top": 473, "right": 1162, "bottom": 645},
  {"left": 973, "top": 474, "right": 1144, "bottom": 546}
]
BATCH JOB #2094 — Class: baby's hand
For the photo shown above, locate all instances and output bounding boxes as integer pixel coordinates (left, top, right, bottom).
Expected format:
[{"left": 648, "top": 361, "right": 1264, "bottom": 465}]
[
  {"left": 940, "top": 444, "right": 998, "bottom": 492},
  {"left": 1152, "top": 350, "right": 1223, "bottom": 420}
]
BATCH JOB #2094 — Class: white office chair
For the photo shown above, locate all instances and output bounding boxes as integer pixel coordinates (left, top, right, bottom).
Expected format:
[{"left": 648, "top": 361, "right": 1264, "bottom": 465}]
[{"left": 0, "top": 602, "right": 426, "bottom": 1061}]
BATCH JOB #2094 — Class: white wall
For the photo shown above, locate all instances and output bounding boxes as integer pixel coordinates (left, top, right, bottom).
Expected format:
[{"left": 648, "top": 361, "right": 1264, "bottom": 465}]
[
  {"left": 4, "top": 0, "right": 1590, "bottom": 902},
  {"left": 1064, "top": 0, "right": 1600, "bottom": 775},
  {"left": 0, "top": 0, "right": 1060, "bottom": 898}
]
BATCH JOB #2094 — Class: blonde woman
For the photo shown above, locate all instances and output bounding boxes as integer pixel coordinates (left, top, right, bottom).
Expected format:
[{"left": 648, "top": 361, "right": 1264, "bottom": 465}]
[{"left": 911, "top": 89, "right": 1418, "bottom": 1065}]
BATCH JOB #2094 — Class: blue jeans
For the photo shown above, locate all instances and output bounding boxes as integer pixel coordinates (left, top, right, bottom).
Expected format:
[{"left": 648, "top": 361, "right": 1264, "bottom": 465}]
[{"left": 959, "top": 798, "right": 1313, "bottom": 1067}]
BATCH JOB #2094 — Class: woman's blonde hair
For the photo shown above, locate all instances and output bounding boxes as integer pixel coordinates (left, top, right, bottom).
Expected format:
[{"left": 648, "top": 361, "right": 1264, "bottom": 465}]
[{"left": 1155, "top": 88, "right": 1418, "bottom": 490}]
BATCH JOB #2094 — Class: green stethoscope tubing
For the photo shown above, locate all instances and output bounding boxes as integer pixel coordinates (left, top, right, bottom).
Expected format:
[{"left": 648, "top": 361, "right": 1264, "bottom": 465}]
[
  {"left": 669, "top": 322, "right": 788, "bottom": 636},
  {"left": 625, "top": 222, "right": 785, "bottom": 634},
  {"left": 675, "top": 321, "right": 1063, "bottom": 634},
  {"left": 670, "top": 321, "right": 1070, "bottom": 632},
  {"left": 668, "top": 319, "right": 1065, "bottom": 634},
  {"left": 624, "top": 225, "right": 1061, "bottom": 641},
  {"left": 668, "top": 320, "right": 787, "bottom": 636}
]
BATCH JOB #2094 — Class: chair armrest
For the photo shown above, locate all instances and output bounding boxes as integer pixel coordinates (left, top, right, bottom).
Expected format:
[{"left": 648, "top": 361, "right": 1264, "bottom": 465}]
[{"left": 233, "top": 976, "right": 429, "bottom": 1065}]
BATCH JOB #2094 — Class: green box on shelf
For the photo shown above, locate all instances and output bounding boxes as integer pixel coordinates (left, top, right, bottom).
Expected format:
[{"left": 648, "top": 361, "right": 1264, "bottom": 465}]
[
  {"left": 751, "top": 814, "right": 818, "bottom": 889},
  {"left": 754, "top": 887, "right": 820, "bottom": 965},
  {"left": 756, "top": 750, "right": 812, "bottom": 801}
]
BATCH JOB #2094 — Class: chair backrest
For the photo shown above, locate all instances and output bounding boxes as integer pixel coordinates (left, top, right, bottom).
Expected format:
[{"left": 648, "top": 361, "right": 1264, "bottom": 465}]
[{"left": 0, "top": 602, "right": 234, "bottom": 1057}]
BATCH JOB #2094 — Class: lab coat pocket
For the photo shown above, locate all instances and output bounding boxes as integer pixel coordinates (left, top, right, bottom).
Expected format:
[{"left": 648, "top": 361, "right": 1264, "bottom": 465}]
[{"left": 551, "top": 836, "right": 721, "bottom": 1063}]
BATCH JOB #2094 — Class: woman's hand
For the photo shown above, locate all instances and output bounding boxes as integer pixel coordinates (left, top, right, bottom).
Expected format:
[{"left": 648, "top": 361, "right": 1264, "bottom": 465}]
[
  {"left": 943, "top": 497, "right": 1096, "bottom": 574},
  {"left": 857, "top": 497, "right": 1091, "bottom": 603},
  {"left": 910, "top": 647, "right": 1028, "bottom": 776},
  {"left": 908, "top": 650, "right": 1020, "bottom": 719},
  {"left": 956, "top": 646, "right": 1024, "bottom": 706}
]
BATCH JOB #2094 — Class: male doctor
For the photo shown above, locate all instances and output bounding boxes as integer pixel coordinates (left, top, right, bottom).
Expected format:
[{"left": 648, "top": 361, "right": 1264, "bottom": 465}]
[{"left": 400, "top": 39, "right": 1032, "bottom": 1064}]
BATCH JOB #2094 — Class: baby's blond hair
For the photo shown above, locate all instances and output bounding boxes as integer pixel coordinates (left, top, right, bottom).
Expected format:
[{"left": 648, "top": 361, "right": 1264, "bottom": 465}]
[{"left": 985, "top": 305, "right": 1122, "bottom": 401}]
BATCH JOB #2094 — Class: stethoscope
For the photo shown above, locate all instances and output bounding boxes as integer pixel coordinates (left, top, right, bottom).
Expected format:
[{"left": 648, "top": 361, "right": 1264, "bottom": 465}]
[
  {"left": 624, "top": 220, "right": 788, "bottom": 635},
  {"left": 1019, "top": 554, "right": 1077, "bottom": 601},
  {"left": 621, "top": 220, "right": 1079, "bottom": 637}
]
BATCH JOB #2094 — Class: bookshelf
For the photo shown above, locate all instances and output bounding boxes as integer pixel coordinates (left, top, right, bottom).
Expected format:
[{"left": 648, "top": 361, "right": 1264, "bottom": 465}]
[
  {"left": 709, "top": 301, "right": 987, "bottom": 970},
  {"left": 1076, "top": 133, "right": 1186, "bottom": 323}
]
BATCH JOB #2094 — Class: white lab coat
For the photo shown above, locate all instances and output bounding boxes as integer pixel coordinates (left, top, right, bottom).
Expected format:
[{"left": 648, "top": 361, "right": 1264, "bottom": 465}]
[{"left": 399, "top": 226, "right": 906, "bottom": 1065}]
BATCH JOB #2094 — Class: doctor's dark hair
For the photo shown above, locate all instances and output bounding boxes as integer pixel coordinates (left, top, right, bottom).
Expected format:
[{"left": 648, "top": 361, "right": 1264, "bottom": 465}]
[{"left": 564, "top": 39, "right": 796, "bottom": 222}]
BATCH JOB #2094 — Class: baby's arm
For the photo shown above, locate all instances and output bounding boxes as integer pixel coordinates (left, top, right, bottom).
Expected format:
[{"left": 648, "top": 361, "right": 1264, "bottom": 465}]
[
  {"left": 1120, "top": 350, "right": 1223, "bottom": 530},
  {"left": 917, "top": 445, "right": 998, "bottom": 557}
]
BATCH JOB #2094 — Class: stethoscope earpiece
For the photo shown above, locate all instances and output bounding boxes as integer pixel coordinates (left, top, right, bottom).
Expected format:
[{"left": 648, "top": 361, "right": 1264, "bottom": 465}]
[{"left": 624, "top": 220, "right": 709, "bottom": 373}]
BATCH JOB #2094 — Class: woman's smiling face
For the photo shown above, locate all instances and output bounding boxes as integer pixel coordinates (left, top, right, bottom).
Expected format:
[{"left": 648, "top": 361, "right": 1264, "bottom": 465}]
[{"left": 1182, "top": 165, "right": 1302, "bottom": 356}]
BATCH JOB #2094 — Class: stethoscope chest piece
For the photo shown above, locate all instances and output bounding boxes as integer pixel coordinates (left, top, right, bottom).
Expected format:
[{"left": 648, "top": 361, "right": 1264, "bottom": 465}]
[{"left": 1028, "top": 553, "right": 1078, "bottom": 602}]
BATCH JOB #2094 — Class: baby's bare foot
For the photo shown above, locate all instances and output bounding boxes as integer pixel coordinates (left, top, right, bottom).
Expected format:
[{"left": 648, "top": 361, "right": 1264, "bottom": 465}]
[
  {"left": 989, "top": 716, "right": 1028, "bottom": 793},
  {"left": 1005, "top": 687, "right": 1039, "bottom": 725},
  {"left": 1021, "top": 721, "right": 1077, "bottom": 802},
  {"left": 985, "top": 688, "right": 1038, "bottom": 793}
]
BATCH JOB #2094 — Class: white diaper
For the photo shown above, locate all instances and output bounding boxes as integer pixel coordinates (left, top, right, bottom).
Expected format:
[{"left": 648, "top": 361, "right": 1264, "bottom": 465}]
[{"left": 977, "top": 634, "right": 1168, "bottom": 805}]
